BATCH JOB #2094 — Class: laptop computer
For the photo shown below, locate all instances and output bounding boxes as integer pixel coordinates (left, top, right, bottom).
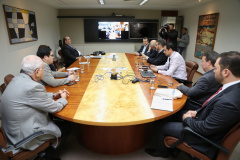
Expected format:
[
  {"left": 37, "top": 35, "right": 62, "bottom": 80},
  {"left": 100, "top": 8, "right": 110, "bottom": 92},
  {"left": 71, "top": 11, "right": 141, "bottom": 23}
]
[{"left": 140, "top": 70, "right": 156, "bottom": 78}]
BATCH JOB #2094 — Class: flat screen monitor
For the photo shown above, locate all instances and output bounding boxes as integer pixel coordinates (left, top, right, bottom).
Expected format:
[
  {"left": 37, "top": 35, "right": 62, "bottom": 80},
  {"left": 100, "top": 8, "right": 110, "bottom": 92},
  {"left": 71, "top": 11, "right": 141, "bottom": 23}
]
[
  {"left": 98, "top": 22, "right": 129, "bottom": 40},
  {"left": 129, "top": 22, "right": 158, "bottom": 39}
]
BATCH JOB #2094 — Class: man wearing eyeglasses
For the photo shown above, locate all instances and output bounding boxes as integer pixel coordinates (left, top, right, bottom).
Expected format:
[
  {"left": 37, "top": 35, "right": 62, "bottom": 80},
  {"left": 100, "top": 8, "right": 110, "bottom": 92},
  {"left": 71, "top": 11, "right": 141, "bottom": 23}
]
[{"left": 37, "top": 45, "right": 76, "bottom": 87}]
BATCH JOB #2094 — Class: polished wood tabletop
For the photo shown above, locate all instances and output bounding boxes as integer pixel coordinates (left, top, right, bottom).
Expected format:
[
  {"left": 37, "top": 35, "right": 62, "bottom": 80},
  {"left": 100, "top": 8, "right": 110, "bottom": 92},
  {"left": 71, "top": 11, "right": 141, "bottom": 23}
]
[{"left": 46, "top": 53, "right": 187, "bottom": 126}]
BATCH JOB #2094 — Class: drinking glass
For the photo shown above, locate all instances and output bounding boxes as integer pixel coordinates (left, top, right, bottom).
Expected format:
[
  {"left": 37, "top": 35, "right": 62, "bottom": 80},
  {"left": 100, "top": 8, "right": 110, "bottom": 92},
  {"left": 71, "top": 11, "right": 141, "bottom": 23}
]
[
  {"left": 86, "top": 56, "right": 90, "bottom": 65},
  {"left": 135, "top": 60, "right": 139, "bottom": 67},
  {"left": 75, "top": 70, "right": 80, "bottom": 81},
  {"left": 149, "top": 78, "right": 155, "bottom": 90},
  {"left": 81, "top": 64, "right": 85, "bottom": 73}
]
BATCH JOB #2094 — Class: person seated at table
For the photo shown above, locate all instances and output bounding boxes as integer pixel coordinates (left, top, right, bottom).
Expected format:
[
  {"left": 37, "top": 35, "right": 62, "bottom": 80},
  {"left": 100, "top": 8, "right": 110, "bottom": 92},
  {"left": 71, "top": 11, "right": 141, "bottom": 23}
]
[
  {"left": 146, "top": 51, "right": 240, "bottom": 159},
  {"left": 61, "top": 36, "right": 81, "bottom": 68},
  {"left": 134, "top": 37, "right": 150, "bottom": 56},
  {"left": 144, "top": 40, "right": 168, "bottom": 66},
  {"left": 1, "top": 55, "right": 71, "bottom": 160},
  {"left": 150, "top": 42, "right": 187, "bottom": 80},
  {"left": 49, "top": 63, "right": 65, "bottom": 72},
  {"left": 37, "top": 45, "right": 76, "bottom": 87},
  {"left": 142, "top": 40, "right": 158, "bottom": 58},
  {"left": 177, "top": 51, "right": 222, "bottom": 112}
]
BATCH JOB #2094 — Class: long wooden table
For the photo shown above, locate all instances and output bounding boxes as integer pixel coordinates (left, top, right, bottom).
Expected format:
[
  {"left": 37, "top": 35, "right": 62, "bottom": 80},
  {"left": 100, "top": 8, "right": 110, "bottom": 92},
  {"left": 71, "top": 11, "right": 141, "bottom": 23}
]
[{"left": 46, "top": 53, "right": 187, "bottom": 155}]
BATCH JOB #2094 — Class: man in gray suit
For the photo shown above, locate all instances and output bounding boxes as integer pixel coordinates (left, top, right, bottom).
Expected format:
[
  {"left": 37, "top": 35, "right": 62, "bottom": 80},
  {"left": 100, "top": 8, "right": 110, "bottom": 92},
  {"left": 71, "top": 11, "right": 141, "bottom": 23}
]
[
  {"left": 177, "top": 51, "right": 222, "bottom": 113},
  {"left": 37, "top": 45, "right": 76, "bottom": 87},
  {"left": 1, "top": 55, "right": 69, "bottom": 159}
]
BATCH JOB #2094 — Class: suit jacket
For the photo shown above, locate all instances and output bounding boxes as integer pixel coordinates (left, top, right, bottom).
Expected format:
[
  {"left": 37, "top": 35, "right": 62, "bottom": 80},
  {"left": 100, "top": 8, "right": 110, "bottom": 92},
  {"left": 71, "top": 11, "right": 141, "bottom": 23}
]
[
  {"left": 177, "top": 69, "right": 222, "bottom": 110},
  {"left": 147, "top": 49, "right": 168, "bottom": 65},
  {"left": 159, "top": 29, "right": 178, "bottom": 50},
  {"left": 1, "top": 73, "right": 68, "bottom": 151},
  {"left": 137, "top": 44, "right": 149, "bottom": 56},
  {"left": 183, "top": 82, "right": 240, "bottom": 159},
  {"left": 39, "top": 62, "right": 69, "bottom": 87},
  {"left": 61, "top": 44, "right": 79, "bottom": 68}
]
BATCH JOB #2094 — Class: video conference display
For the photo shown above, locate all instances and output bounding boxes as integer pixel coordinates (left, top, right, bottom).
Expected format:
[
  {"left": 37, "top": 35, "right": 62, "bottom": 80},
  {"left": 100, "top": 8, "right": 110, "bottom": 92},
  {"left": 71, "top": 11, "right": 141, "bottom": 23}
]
[
  {"left": 84, "top": 19, "right": 158, "bottom": 42},
  {"left": 98, "top": 22, "right": 129, "bottom": 40}
]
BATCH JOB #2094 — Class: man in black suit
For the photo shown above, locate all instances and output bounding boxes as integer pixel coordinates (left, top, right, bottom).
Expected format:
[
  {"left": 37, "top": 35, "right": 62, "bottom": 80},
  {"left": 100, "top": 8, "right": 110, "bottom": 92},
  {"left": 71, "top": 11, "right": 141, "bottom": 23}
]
[
  {"left": 61, "top": 36, "right": 81, "bottom": 68},
  {"left": 159, "top": 23, "right": 178, "bottom": 51},
  {"left": 134, "top": 37, "right": 150, "bottom": 56},
  {"left": 145, "top": 40, "right": 168, "bottom": 65},
  {"left": 146, "top": 51, "right": 240, "bottom": 159},
  {"left": 177, "top": 51, "right": 222, "bottom": 112}
]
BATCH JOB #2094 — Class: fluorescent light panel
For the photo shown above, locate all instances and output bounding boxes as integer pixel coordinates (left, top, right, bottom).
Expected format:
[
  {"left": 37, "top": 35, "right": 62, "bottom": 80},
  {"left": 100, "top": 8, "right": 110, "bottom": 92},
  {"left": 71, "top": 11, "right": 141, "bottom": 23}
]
[
  {"left": 139, "top": 0, "right": 148, "bottom": 5},
  {"left": 99, "top": 0, "right": 105, "bottom": 5}
]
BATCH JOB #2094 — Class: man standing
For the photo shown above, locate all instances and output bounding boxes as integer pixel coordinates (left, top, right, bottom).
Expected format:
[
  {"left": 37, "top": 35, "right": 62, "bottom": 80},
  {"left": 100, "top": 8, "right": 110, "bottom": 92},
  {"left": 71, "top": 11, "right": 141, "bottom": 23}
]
[
  {"left": 1, "top": 55, "right": 70, "bottom": 159},
  {"left": 134, "top": 37, "right": 150, "bottom": 56},
  {"left": 159, "top": 23, "right": 178, "bottom": 50},
  {"left": 150, "top": 42, "right": 187, "bottom": 80},
  {"left": 146, "top": 51, "right": 240, "bottom": 159},
  {"left": 61, "top": 36, "right": 81, "bottom": 68},
  {"left": 177, "top": 51, "right": 222, "bottom": 110},
  {"left": 37, "top": 45, "right": 76, "bottom": 87},
  {"left": 146, "top": 40, "right": 168, "bottom": 66},
  {"left": 177, "top": 28, "right": 189, "bottom": 55}
]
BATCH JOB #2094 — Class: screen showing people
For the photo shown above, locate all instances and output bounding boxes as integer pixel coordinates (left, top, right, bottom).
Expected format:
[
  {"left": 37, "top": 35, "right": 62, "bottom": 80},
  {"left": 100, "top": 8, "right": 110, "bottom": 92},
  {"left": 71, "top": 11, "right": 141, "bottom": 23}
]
[{"left": 98, "top": 22, "right": 129, "bottom": 40}]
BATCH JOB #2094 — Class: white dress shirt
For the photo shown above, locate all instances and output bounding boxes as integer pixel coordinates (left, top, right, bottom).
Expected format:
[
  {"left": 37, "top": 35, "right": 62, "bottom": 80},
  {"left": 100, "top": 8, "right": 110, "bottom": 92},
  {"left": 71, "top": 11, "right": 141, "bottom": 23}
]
[{"left": 157, "top": 51, "right": 187, "bottom": 80}]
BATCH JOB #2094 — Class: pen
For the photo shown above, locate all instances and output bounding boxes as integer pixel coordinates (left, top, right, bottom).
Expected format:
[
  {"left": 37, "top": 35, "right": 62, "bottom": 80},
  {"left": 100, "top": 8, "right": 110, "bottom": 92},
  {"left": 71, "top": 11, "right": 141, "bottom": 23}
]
[{"left": 172, "top": 89, "right": 175, "bottom": 95}]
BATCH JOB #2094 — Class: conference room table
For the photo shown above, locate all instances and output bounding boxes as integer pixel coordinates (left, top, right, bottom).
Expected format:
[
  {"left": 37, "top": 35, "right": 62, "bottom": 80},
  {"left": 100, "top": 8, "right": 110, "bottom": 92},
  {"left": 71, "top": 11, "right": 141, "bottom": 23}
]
[{"left": 46, "top": 53, "right": 187, "bottom": 155}]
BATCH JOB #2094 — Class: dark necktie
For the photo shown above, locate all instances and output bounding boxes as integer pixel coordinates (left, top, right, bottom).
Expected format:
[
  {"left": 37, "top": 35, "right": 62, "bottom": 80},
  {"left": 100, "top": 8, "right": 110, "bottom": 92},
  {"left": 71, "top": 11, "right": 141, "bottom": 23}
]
[
  {"left": 168, "top": 58, "right": 171, "bottom": 69},
  {"left": 201, "top": 87, "right": 222, "bottom": 107}
]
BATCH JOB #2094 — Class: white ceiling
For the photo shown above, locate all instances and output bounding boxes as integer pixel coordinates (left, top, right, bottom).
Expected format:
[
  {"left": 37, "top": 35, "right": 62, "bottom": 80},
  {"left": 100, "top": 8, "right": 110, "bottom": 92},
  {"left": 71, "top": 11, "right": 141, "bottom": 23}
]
[{"left": 35, "top": 0, "right": 215, "bottom": 10}]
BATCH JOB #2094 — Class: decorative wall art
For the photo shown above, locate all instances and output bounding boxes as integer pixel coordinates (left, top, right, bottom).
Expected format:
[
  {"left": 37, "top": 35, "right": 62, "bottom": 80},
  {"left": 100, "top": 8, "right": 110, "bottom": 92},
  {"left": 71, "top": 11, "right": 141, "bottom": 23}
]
[
  {"left": 194, "top": 13, "right": 219, "bottom": 59},
  {"left": 3, "top": 5, "right": 38, "bottom": 44}
]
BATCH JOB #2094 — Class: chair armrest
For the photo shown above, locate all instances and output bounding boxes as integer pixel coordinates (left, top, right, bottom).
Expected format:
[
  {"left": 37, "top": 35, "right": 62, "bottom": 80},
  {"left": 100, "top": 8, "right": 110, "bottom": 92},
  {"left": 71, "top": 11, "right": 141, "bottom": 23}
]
[
  {"left": 173, "top": 77, "right": 193, "bottom": 85},
  {"left": 1, "top": 131, "right": 58, "bottom": 154},
  {"left": 170, "top": 126, "right": 230, "bottom": 154}
]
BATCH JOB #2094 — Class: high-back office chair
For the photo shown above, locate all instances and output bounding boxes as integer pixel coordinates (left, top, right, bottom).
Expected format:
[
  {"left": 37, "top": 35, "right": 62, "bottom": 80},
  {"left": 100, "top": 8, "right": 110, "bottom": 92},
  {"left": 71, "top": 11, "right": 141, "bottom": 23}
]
[
  {"left": 185, "top": 60, "right": 199, "bottom": 87},
  {"left": 1, "top": 74, "right": 14, "bottom": 94},
  {"left": 53, "top": 58, "right": 59, "bottom": 71},
  {"left": 0, "top": 126, "right": 60, "bottom": 160},
  {"left": 0, "top": 83, "right": 6, "bottom": 94},
  {"left": 164, "top": 122, "right": 240, "bottom": 160},
  {"left": 4, "top": 74, "right": 14, "bottom": 86},
  {"left": 58, "top": 50, "right": 65, "bottom": 65}
]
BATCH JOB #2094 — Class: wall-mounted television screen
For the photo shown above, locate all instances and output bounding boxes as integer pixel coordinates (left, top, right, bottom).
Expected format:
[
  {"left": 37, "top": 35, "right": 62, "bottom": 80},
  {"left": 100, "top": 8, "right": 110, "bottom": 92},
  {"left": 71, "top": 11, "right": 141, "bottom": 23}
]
[
  {"left": 98, "top": 22, "right": 129, "bottom": 40},
  {"left": 129, "top": 22, "right": 158, "bottom": 39},
  {"left": 84, "top": 19, "right": 158, "bottom": 42}
]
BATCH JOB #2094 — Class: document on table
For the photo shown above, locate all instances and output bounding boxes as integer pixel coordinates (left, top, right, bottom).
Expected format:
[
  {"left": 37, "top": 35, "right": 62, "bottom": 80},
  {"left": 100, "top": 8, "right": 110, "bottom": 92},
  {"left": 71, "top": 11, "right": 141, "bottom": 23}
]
[
  {"left": 151, "top": 95, "right": 173, "bottom": 112},
  {"left": 67, "top": 67, "right": 80, "bottom": 71}
]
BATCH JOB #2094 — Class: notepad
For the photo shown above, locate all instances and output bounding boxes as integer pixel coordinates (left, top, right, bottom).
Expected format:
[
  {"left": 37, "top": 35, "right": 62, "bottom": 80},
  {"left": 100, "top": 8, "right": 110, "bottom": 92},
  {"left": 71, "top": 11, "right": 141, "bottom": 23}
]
[{"left": 151, "top": 95, "right": 173, "bottom": 112}]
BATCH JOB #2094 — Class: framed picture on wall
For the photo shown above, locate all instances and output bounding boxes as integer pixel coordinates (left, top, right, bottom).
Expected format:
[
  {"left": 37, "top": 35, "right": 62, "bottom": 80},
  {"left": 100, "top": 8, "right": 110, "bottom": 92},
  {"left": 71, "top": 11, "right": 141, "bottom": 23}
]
[
  {"left": 3, "top": 5, "right": 38, "bottom": 44},
  {"left": 194, "top": 13, "right": 219, "bottom": 59}
]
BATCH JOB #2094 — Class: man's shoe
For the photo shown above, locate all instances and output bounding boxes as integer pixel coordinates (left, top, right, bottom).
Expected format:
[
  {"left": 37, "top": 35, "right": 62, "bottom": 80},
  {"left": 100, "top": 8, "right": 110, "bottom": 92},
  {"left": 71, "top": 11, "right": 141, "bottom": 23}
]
[{"left": 145, "top": 148, "right": 169, "bottom": 158}]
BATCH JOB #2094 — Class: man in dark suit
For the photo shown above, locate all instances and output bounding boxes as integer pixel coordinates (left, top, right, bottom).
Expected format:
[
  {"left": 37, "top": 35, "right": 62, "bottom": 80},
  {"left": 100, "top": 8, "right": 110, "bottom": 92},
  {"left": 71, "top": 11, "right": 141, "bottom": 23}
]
[
  {"left": 134, "top": 37, "right": 150, "bottom": 56},
  {"left": 177, "top": 51, "right": 222, "bottom": 112},
  {"left": 159, "top": 23, "right": 178, "bottom": 51},
  {"left": 142, "top": 40, "right": 158, "bottom": 58},
  {"left": 146, "top": 51, "right": 240, "bottom": 159},
  {"left": 61, "top": 36, "right": 81, "bottom": 68},
  {"left": 145, "top": 40, "right": 168, "bottom": 65}
]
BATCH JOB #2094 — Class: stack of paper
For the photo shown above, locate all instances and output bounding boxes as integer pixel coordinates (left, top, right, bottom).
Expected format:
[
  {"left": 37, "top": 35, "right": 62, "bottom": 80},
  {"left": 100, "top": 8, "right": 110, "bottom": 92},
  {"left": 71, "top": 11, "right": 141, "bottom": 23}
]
[{"left": 150, "top": 89, "right": 183, "bottom": 112}]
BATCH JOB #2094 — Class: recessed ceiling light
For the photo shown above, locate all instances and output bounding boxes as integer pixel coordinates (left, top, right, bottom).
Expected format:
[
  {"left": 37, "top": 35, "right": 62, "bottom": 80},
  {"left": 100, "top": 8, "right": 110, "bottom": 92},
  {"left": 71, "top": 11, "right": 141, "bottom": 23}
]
[
  {"left": 98, "top": 0, "right": 105, "bottom": 5},
  {"left": 139, "top": 0, "right": 148, "bottom": 5}
]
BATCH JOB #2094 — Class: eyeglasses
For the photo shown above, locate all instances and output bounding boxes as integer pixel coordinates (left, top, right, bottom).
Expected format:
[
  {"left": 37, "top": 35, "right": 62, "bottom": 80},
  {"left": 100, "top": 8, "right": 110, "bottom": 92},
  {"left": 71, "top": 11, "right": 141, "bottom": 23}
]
[{"left": 49, "top": 54, "right": 54, "bottom": 57}]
